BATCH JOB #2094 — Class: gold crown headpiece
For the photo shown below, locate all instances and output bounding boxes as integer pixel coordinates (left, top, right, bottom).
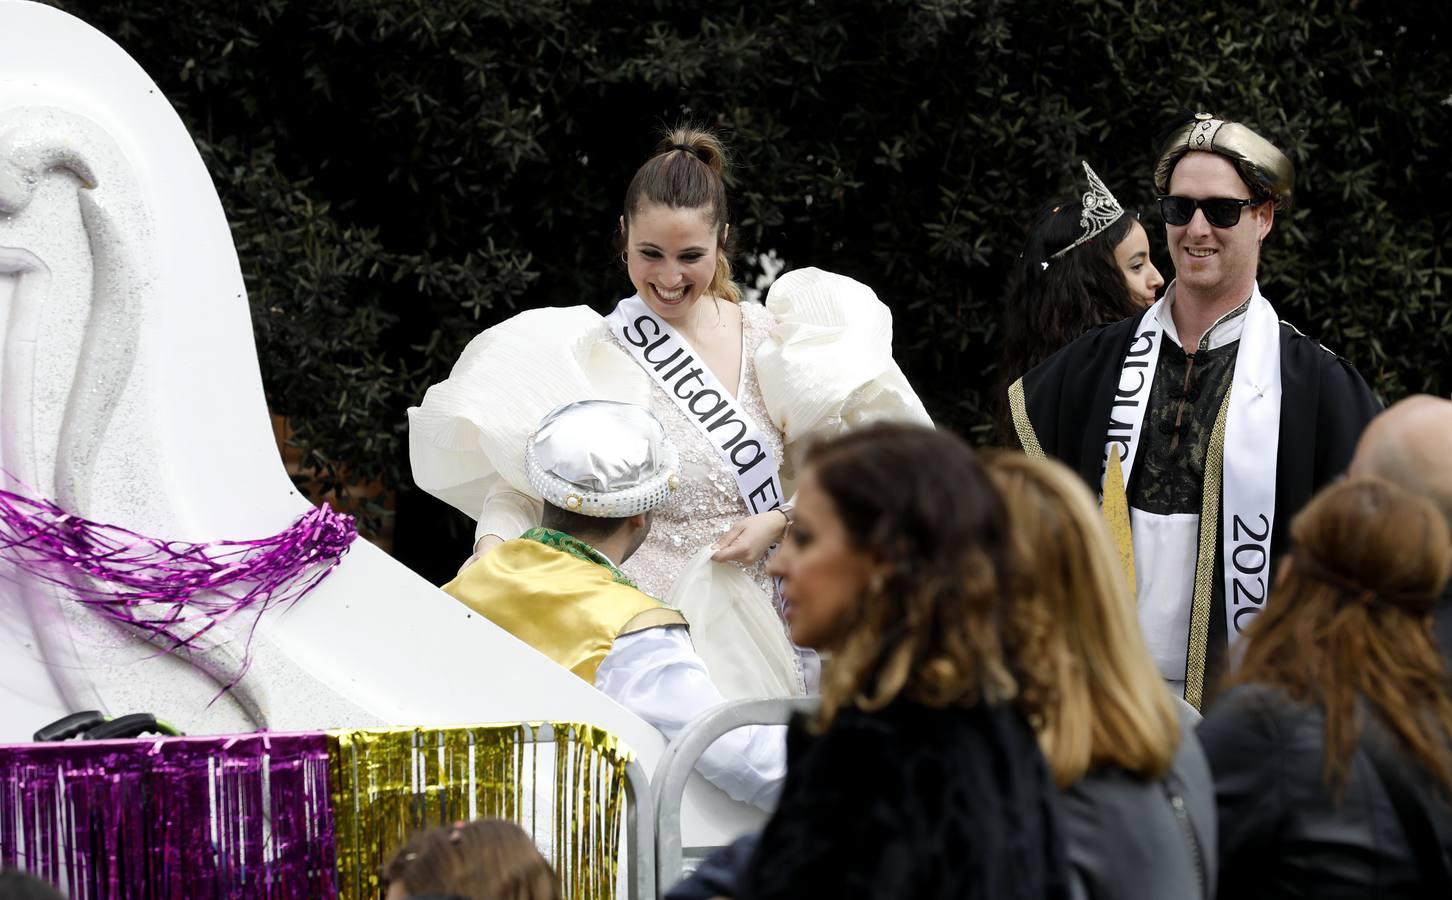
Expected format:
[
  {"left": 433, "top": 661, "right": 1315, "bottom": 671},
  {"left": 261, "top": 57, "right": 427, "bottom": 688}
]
[{"left": 1154, "top": 113, "right": 1294, "bottom": 209}]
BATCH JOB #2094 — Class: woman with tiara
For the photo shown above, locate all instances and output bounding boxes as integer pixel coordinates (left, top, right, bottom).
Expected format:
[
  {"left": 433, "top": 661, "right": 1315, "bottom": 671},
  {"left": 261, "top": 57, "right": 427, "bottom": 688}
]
[
  {"left": 409, "top": 126, "right": 930, "bottom": 699},
  {"left": 996, "top": 162, "right": 1163, "bottom": 442}
]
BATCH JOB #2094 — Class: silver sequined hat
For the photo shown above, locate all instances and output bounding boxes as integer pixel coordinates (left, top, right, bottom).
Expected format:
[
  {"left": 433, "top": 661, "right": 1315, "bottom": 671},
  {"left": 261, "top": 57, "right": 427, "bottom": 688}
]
[{"left": 525, "top": 400, "right": 680, "bottom": 518}]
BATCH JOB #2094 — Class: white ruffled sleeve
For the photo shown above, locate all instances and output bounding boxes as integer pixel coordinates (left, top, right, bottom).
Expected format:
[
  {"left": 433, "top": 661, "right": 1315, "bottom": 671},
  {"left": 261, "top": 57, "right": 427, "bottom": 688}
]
[
  {"left": 407, "top": 306, "right": 650, "bottom": 536},
  {"left": 755, "top": 268, "right": 932, "bottom": 462}
]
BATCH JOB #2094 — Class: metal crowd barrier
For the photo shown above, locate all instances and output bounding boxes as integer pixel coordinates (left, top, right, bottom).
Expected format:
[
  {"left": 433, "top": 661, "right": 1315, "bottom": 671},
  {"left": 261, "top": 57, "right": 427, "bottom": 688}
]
[
  {"left": 651, "top": 697, "right": 820, "bottom": 892},
  {"left": 613, "top": 735, "right": 658, "bottom": 900}
]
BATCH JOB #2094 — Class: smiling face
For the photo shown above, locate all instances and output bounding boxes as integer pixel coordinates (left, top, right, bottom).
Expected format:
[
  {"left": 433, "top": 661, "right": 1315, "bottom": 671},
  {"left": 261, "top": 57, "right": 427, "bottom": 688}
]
[
  {"left": 765, "top": 470, "right": 880, "bottom": 651},
  {"left": 1113, "top": 218, "right": 1164, "bottom": 308},
  {"left": 1165, "top": 151, "right": 1273, "bottom": 305},
  {"left": 622, "top": 203, "right": 721, "bottom": 321}
]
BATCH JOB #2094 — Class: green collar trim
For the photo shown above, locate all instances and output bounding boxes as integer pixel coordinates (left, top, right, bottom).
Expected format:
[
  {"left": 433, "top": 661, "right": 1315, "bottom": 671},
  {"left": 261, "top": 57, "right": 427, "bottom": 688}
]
[{"left": 521, "top": 527, "right": 637, "bottom": 588}]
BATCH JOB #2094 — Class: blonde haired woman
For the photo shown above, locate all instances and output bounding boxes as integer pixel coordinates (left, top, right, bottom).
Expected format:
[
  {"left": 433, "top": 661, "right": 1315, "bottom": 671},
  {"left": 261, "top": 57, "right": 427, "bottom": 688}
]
[
  {"left": 410, "top": 126, "right": 930, "bottom": 700},
  {"left": 988, "top": 453, "right": 1216, "bottom": 900}
]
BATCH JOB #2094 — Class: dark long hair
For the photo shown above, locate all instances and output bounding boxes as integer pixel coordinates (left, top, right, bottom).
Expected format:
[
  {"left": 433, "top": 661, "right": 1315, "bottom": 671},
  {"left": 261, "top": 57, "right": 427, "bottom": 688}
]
[
  {"left": 995, "top": 201, "right": 1140, "bottom": 442},
  {"left": 1226, "top": 477, "right": 1452, "bottom": 792},
  {"left": 804, "top": 424, "right": 1018, "bottom": 728}
]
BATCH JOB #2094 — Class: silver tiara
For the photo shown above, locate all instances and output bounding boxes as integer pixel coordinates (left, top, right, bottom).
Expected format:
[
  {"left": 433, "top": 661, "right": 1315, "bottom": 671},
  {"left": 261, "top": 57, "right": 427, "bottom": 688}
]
[{"left": 1049, "top": 161, "right": 1126, "bottom": 260}]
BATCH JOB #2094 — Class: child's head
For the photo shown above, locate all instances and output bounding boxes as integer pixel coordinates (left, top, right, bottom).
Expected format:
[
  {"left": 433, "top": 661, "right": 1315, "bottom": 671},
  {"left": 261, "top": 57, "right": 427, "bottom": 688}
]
[
  {"left": 0, "top": 870, "right": 67, "bottom": 899},
  {"left": 382, "top": 819, "right": 559, "bottom": 900}
]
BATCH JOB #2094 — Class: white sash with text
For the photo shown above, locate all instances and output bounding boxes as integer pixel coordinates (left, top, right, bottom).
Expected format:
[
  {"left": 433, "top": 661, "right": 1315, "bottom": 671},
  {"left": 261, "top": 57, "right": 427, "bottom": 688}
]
[
  {"left": 1101, "top": 299, "right": 1167, "bottom": 494},
  {"left": 606, "top": 295, "right": 786, "bottom": 516}
]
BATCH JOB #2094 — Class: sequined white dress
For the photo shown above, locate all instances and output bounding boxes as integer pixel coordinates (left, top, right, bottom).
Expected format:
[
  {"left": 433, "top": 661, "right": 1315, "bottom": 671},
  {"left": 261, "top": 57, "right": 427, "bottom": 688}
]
[
  {"left": 623, "top": 299, "right": 782, "bottom": 600},
  {"left": 409, "top": 268, "right": 932, "bottom": 698}
]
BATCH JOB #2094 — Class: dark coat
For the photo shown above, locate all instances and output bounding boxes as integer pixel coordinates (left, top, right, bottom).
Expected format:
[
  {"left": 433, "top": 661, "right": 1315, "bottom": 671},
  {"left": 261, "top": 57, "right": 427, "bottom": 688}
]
[
  {"left": 1198, "top": 683, "right": 1452, "bottom": 899},
  {"left": 736, "top": 698, "right": 1070, "bottom": 900},
  {"left": 1017, "top": 310, "right": 1381, "bottom": 692},
  {"left": 664, "top": 834, "right": 758, "bottom": 900},
  {"left": 1060, "top": 709, "right": 1217, "bottom": 900},
  {"left": 1435, "top": 581, "right": 1452, "bottom": 671}
]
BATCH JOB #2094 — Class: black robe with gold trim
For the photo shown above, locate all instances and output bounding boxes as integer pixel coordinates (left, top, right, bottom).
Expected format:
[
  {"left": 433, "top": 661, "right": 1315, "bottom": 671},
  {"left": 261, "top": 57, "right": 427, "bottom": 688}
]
[{"left": 1009, "top": 309, "right": 1381, "bottom": 704}]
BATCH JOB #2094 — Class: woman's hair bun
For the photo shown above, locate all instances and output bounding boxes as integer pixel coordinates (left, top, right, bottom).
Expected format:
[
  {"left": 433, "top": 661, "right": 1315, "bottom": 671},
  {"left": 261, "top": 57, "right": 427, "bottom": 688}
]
[{"left": 656, "top": 127, "right": 728, "bottom": 176}]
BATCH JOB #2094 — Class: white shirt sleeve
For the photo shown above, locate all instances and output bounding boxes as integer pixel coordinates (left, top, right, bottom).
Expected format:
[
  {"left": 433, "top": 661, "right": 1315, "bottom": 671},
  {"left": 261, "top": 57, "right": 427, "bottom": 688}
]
[
  {"left": 595, "top": 626, "right": 787, "bottom": 810},
  {"left": 474, "top": 482, "right": 543, "bottom": 544}
]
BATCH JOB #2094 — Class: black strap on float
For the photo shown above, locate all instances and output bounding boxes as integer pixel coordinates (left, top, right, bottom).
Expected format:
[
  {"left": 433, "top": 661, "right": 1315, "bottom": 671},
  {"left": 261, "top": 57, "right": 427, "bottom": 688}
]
[{"left": 32, "top": 711, "right": 184, "bottom": 741}]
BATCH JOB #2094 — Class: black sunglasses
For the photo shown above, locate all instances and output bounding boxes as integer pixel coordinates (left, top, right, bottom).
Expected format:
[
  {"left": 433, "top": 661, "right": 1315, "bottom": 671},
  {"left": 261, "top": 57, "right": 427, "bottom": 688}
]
[{"left": 1157, "top": 195, "right": 1266, "bottom": 228}]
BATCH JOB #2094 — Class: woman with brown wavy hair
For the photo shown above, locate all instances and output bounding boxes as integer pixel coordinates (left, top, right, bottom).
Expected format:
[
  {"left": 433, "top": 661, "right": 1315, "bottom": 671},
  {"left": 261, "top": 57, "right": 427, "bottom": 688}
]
[
  {"left": 988, "top": 453, "right": 1215, "bottom": 899},
  {"left": 1198, "top": 476, "right": 1452, "bottom": 898},
  {"left": 729, "top": 423, "right": 1068, "bottom": 899}
]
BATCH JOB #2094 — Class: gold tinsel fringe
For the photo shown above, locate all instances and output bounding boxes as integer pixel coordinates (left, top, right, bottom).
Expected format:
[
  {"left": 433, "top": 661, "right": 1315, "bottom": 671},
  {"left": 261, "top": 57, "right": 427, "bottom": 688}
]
[{"left": 327, "top": 722, "right": 630, "bottom": 900}]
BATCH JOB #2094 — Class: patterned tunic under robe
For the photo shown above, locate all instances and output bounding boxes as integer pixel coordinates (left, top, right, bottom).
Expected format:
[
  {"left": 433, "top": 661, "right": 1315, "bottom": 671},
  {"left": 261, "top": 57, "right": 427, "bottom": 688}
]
[{"left": 1129, "top": 300, "right": 1246, "bottom": 689}]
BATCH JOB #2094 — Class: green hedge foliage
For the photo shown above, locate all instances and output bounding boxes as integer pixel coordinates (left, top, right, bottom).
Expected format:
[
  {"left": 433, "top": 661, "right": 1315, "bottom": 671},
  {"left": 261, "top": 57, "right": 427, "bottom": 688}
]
[{"left": 52, "top": 0, "right": 1451, "bottom": 580}]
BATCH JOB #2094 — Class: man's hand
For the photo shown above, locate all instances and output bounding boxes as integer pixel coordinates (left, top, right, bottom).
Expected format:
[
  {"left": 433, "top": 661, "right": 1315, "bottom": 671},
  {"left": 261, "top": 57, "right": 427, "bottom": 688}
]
[
  {"left": 710, "top": 510, "right": 788, "bottom": 565},
  {"left": 457, "top": 534, "right": 505, "bottom": 576}
]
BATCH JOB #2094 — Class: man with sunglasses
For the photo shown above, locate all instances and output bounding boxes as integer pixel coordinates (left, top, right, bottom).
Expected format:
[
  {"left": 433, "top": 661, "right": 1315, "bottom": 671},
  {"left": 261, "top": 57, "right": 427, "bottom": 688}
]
[{"left": 1008, "top": 112, "right": 1380, "bottom": 709}]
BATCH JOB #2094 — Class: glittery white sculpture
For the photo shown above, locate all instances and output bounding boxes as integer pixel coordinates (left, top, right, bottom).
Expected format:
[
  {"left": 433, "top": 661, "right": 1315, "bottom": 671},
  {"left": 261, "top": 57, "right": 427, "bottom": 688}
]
[{"left": 0, "top": 0, "right": 762, "bottom": 855}]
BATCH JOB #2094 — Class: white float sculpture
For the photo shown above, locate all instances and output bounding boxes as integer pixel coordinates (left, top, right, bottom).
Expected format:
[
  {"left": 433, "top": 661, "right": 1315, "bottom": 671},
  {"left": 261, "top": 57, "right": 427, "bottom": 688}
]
[{"left": 0, "top": 0, "right": 763, "bottom": 884}]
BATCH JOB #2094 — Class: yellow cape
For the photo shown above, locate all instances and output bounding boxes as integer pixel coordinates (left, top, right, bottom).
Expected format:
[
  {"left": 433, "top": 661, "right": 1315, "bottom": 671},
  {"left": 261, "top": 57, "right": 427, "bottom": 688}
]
[{"left": 444, "top": 538, "right": 684, "bottom": 683}]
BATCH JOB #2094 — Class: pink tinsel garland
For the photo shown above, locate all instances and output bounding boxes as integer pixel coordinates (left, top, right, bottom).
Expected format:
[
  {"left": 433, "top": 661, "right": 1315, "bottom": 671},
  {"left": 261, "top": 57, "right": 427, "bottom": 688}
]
[
  {"left": 0, "top": 487, "right": 356, "bottom": 664},
  {"left": 0, "top": 732, "right": 337, "bottom": 898}
]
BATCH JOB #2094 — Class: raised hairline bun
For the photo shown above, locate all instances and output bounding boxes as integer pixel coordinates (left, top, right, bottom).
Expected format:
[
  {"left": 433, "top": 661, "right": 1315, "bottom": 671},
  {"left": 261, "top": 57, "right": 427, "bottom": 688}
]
[{"left": 656, "top": 126, "right": 729, "bottom": 176}]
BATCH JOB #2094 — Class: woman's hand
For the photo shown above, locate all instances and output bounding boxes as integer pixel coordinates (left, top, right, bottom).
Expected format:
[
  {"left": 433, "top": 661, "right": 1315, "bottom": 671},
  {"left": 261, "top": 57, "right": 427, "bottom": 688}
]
[
  {"left": 711, "top": 510, "right": 788, "bottom": 565},
  {"left": 457, "top": 534, "right": 505, "bottom": 576}
]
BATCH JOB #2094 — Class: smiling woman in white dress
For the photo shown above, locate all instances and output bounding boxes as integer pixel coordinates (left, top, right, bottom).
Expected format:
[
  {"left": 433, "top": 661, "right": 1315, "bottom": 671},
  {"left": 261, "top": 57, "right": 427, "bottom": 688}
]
[{"left": 408, "top": 127, "right": 930, "bottom": 698}]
